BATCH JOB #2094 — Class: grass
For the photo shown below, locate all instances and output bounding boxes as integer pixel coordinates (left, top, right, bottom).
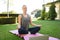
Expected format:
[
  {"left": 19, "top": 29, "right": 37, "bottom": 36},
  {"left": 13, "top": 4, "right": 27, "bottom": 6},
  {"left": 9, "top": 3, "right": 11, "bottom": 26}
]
[{"left": 0, "top": 20, "right": 60, "bottom": 40}]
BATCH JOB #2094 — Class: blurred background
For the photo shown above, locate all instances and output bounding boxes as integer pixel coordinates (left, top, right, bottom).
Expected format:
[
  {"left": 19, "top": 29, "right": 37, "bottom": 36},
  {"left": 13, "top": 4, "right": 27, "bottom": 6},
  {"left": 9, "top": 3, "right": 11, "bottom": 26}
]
[
  {"left": 0, "top": 0, "right": 60, "bottom": 24},
  {"left": 0, "top": 0, "right": 60, "bottom": 40}
]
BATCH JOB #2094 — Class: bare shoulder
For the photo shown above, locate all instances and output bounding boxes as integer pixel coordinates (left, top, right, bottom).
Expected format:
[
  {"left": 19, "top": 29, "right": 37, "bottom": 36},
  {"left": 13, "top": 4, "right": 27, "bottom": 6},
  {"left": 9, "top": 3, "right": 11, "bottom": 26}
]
[{"left": 18, "top": 14, "right": 22, "bottom": 18}]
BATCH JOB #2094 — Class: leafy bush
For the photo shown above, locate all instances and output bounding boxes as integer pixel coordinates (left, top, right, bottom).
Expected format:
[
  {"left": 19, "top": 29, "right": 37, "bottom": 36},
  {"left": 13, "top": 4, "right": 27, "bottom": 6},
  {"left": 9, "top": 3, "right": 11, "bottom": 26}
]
[
  {"left": 35, "top": 10, "right": 41, "bottom": 18},
  {"left": 0, "top": 17, "right": 16, "bottom": 24},
  {"left": 57, "top": 0, "right": 60, "bottom": 2},
  {"left": 41, "top": 5, "right": 46, "bottom": 20},
  {"left": 31, "top": 9, "right": 41, "bottom": 18},
  {"left": 9, "top": 11, "right": 16, "bottom": 14},
  {"left": 0, "top": 11, "right": 16, "bottom": 14},
  {"left": 48, "top": 3, "right": 57, "bottom": 20}
]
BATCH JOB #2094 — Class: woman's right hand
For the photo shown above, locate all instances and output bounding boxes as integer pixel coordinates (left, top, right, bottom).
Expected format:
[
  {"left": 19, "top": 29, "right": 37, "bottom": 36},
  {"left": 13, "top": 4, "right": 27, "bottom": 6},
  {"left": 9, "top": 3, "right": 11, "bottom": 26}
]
[{"left": 17, "top": 24, "right": 21, "bottom": 29}]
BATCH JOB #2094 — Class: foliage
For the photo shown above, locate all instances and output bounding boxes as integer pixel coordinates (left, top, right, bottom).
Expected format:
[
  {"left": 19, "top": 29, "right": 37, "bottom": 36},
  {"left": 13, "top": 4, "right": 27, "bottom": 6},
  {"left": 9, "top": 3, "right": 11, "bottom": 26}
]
[
  {"left": 48, "top": 3, "right": 57, "bottom": 20},
  {"left": 35, "top": 10, "right": 41, "bottom": 18},
  {"left": 0, "top": 17, "right": 16, "bottom": 24},
  {"left": 1, "top": 12, "right": 7, "bottom": 14},
  {"left": 57, "top": 0, "right": 60, "bottom": 2},
  {"left": 0, "top": 11, "right": 16, "bottom": 14},
  {"left": 41, "top": 5, "right": 46, "bottom": 20},
  {"left": 9, "top": 11, "right": 16, "bottom": 14}
]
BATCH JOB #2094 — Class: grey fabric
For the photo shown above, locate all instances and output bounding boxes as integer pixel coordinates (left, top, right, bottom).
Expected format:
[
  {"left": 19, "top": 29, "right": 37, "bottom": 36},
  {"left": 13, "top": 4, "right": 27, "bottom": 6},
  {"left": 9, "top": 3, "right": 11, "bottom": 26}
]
[
  {"left": 21, "top": 14, "right": 30, "bottom": 30},
  {"left": 29, "top": 35, "right": 49, "bottom": 40}
]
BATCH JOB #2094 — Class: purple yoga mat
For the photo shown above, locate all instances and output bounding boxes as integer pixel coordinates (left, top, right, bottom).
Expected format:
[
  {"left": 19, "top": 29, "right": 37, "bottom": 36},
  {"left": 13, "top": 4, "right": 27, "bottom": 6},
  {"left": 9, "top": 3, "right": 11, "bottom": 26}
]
[{"left": 9, "top": 30, "right": 59, "bottom": 40}]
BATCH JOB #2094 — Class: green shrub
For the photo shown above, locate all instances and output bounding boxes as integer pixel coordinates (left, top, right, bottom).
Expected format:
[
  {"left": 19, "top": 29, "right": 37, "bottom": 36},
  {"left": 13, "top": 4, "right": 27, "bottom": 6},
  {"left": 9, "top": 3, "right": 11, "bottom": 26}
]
[
  {"left": 0, "top": 17, "right": 16, "bottom": 24},
  {"left": 57, "top": 0, "right": 60, "bottom": 2},
  {"left": 37, "top": 17, "right": 41, "bottom": 20},
  {"left": 45, "top": 12, "right": 49, "bottom": 20},
  {"left": 48, "top": 3, "right": 57, "bottom": 20},
  {"left": 41, "top": 5, "right": 46, "bottom": 20},
  {"left": 35, "top": 10, "right": 41, "bottom": 18}
]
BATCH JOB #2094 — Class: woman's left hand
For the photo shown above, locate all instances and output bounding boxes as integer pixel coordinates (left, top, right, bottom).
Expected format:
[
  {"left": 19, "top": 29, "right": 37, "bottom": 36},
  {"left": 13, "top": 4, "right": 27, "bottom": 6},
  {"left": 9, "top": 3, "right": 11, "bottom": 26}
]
[{"left": 36, "top": 25, "right": 42, "bottom": 27}]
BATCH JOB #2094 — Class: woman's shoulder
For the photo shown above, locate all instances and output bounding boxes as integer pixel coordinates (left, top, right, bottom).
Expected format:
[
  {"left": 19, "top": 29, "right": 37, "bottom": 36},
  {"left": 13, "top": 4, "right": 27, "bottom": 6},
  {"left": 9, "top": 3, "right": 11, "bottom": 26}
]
[{"left": 18, "top": 14, "right": 22, "bottom": 18}]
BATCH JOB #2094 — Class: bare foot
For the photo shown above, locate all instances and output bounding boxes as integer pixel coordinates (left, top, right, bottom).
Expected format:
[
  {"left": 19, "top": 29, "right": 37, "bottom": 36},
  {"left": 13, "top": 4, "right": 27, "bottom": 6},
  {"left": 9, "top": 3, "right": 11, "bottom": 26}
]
[{"left": 19, "top": 34, "right": 27, "bottom": 38}]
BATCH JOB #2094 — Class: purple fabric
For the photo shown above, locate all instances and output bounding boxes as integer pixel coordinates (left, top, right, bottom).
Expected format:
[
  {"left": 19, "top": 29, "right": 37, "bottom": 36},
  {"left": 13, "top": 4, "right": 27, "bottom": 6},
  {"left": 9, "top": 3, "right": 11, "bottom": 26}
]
[{"left": 9, "top": 30, "right": 59, "bottom": 40}]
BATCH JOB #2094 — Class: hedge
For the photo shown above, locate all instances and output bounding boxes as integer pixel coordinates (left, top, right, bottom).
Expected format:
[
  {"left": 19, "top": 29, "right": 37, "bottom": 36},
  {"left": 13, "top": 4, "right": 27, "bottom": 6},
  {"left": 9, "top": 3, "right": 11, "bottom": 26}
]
[{"left": 0, "top": 17, "right": 16, "bottom": 24}]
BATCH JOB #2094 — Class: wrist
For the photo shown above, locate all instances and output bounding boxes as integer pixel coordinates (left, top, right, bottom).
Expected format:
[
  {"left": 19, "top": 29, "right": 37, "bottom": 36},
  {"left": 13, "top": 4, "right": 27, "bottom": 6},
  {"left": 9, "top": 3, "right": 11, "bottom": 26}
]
[{"left": 18, "top": 24, "right": 21, "bottom": 28}]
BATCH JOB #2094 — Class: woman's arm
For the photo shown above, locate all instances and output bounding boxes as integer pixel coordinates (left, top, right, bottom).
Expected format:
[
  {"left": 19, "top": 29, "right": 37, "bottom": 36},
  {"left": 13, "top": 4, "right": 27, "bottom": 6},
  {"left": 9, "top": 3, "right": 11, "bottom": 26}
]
[
  {"left": 30, "top": 17, "right": 37, "bottom": 26},
  {"left": 30, "top": 17, "right": 41, "bottom": 27},
  {"left": 17, "top": 15, "right": 22, "bottom": 29}
]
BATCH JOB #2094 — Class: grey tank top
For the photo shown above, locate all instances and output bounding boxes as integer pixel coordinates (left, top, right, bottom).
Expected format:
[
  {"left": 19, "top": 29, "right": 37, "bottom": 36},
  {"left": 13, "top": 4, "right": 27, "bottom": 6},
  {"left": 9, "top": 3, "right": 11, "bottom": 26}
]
[{"left": 21, "top": 14, "right": 30, "bottom": 30}]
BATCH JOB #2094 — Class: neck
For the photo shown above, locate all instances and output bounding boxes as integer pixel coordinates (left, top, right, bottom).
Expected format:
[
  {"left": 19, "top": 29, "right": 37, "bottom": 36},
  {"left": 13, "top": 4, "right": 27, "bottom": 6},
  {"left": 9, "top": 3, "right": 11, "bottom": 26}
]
[{"left": 23, "top": 12, "right": 27, "bottom": 15}]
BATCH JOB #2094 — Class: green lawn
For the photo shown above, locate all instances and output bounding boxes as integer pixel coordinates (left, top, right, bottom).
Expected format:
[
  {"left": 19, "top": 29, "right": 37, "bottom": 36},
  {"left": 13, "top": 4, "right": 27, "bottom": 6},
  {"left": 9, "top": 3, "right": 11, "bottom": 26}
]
[{"left": 0, "top": 20, "right": 60, "bottom": 40}]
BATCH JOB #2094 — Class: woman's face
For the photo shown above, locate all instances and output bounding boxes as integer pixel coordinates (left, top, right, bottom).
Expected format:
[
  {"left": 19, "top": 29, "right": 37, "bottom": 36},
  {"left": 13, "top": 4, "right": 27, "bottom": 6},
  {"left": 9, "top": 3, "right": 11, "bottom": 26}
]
[{"left": 22, "top": 5, "right": 27, "bottom": 13}]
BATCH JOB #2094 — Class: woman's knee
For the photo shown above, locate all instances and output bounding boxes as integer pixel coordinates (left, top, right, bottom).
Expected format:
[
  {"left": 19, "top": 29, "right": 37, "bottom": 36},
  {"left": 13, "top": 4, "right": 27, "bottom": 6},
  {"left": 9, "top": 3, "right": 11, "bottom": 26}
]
[
  {"left": 36, "top": 27, "right": 41, "bottom": 30},
  {"left": 18, "top": 28, "right": 28, "bottom": 34}
]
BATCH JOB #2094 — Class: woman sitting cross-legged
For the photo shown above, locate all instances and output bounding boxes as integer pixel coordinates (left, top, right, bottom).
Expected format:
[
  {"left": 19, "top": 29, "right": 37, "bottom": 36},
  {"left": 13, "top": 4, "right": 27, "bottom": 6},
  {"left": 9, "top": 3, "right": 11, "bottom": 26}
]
[{"left": 17, "top": 5, "right": 41, "bottom": 37}]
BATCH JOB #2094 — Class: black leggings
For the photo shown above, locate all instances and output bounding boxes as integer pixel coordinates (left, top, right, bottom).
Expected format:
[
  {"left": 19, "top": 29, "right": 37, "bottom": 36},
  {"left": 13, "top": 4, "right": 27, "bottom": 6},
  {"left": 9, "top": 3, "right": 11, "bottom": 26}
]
[{"left": 18, "top": 26, "right": 40, "bottom": 34}]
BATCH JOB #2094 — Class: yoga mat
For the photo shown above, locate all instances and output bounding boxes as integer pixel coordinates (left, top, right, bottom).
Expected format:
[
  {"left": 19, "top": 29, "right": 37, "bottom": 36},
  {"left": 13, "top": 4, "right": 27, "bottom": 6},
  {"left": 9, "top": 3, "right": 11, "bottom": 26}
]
[{"left": 9, "top": 30, "right": 60, "bottom": 40}]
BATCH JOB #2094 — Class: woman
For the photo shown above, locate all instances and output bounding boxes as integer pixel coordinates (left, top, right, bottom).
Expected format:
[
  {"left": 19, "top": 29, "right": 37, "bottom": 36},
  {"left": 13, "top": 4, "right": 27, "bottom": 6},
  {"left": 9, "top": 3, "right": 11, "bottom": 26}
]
[{"left": 18, "top": 5, "right": 41, "bottom": 37}]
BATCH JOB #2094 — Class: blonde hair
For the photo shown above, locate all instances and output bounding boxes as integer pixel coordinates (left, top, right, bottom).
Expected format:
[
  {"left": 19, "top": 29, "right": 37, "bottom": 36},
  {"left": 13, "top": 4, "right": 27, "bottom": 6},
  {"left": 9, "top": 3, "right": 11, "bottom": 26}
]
[{"left": 22, "top": 5, "right": 27, "bottom": 8}]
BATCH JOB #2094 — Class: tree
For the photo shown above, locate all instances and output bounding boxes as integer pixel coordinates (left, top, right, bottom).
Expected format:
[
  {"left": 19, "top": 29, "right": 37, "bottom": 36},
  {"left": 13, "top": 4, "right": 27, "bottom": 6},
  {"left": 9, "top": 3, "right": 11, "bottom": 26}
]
[
  {"left": 31, "top": 9, "right": 41, "bottom": 18},
  {"left": 1, "top": 12, "right": 7, "bottom": 14},
  {"left": 9, "top": 11, "right": 16, "bottom": 14},
  {"left": 41, "top": 5, "right": 46, "bottom": 20},
  {"left": 48, "top": 3, "right": 57, "bottom": 20},
  {"left": 35, "top": 10, "right": 41, "bottom": 18},
  {"left": 57, "top": 0, "right": 60, "bottom": 2}
]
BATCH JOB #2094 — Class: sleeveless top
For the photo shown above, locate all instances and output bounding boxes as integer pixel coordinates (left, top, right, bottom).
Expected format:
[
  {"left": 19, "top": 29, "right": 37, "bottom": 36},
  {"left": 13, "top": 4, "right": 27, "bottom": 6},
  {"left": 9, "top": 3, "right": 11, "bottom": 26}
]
[{"left": 21, "top": 14, "right": 30, "bottom": 30}]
